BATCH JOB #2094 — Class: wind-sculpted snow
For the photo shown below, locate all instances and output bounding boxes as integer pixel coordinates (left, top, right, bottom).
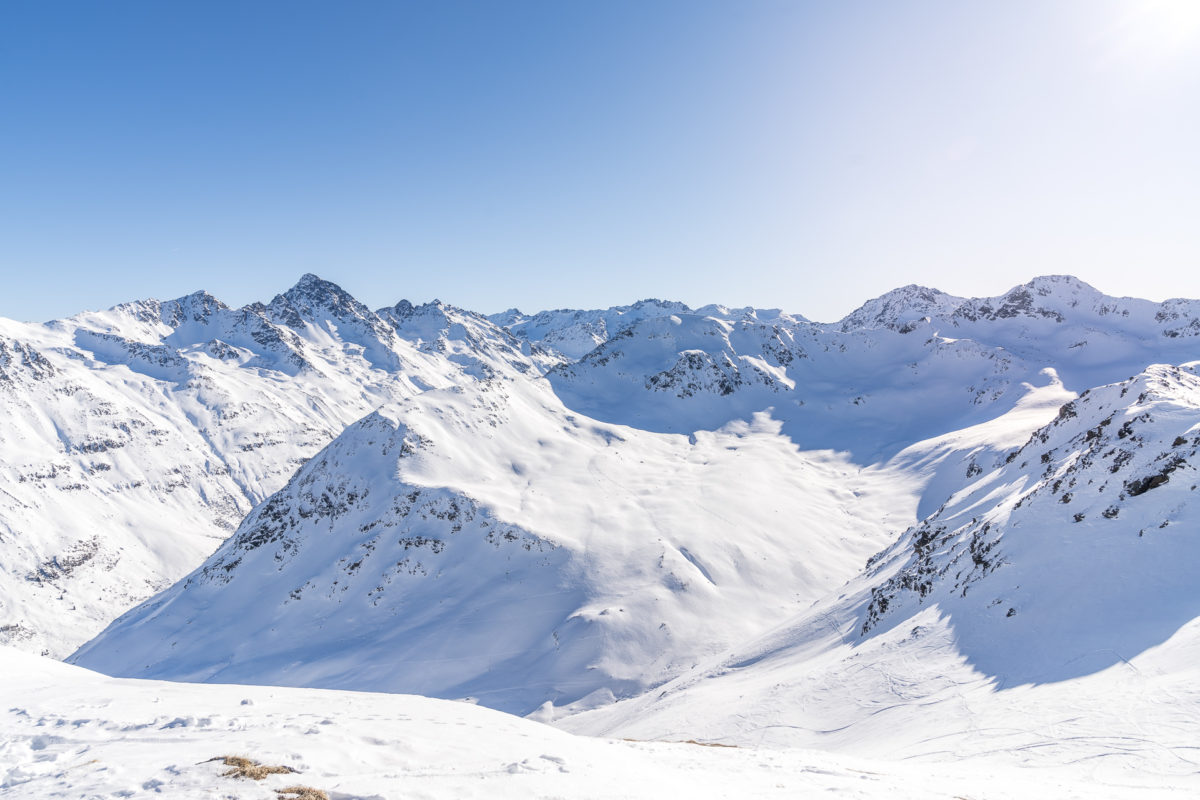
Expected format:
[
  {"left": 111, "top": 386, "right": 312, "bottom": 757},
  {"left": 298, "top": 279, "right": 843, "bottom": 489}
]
[
  {"left": 0, "top": 275, "right": 546, "bottom": 657},
  {"left": 559, "top": 364, "right": 1200, "bottom": 779},
  {"left": 71, "top": 377, "right": 913, "bottom": 714}
]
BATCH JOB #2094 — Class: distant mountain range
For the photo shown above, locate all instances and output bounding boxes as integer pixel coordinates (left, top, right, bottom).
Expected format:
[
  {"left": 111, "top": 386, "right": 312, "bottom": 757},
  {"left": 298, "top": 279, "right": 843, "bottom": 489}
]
[{"left": 3, "top": 275, "right": 1199, "bottom": 766}]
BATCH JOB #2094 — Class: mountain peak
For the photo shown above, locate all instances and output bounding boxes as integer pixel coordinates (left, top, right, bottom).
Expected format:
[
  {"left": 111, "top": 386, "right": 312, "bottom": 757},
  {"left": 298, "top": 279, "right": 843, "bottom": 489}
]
[
  {"left": 1022, "top": 274, "right": 1100, "bottom": 295},
  {"left": 160, "top": 290, "right": 228, "bottom": 327},
  {"left": 838, "top": 284, "right": 961, "bottom": 331},
  {"left": 269, "top": 274, "right": 372, "bottom": 328},
  {"left": 282, "top": 273, "right": 352, "bottom": 304},
  {"left": 1001, "top": 275, "right": 1106, "bottom": 309},
  {"left": 378, "top": 298, "right": 450, "bottom": 324}
]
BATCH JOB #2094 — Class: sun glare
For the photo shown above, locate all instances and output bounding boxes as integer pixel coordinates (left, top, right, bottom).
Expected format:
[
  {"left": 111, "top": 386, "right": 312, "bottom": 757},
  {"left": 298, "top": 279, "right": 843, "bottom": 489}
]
[{"left": 1110, "top": 0, "right": 1200, "bottom": 62}]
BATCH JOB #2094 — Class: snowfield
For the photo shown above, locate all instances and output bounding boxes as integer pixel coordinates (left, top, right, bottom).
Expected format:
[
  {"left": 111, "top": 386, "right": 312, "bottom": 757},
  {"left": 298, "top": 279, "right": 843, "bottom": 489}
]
[
  {"left": 3, "top": 648, "right": 1192, "bottom": 799},
  {"left": 558, "top": 362, "right": 1200, "bottom": 789},
  {"left": 4, "top": 274, "right": 1200, "bottom": 798}
]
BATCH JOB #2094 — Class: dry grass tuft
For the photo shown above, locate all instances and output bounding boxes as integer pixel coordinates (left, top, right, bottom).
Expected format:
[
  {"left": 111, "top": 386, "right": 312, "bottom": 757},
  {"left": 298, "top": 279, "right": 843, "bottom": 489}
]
[
  {"left": 202, "top": 755, "right": 328, "bottom": 798},
  {"left": 276, "top": 786, "right": 330, "bottom": 800},
  {"left": 681, "top": 739, "right": 738, "bottom": 748},
  {"left": 213, "top": 755, "right": 299, "bottom": 780}
]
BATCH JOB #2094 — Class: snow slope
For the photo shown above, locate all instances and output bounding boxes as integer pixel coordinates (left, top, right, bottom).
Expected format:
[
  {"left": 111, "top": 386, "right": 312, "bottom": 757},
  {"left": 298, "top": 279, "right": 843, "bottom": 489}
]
[
  {"left": 70, "top": 375, "right": 915, "bottom": 714},
  {"left": 3, "top": 647, "right": 1185, "bottom": 799},
  {"left": 65, "top": 275, "right": 1200, "bottom": 718},
  {"left": 10, "top": 274, "right": 1200, "bottom": 796},
  {"left": 0, "top": 275, "right": 545, "bottom": 657},
  {"left": 558, "top": 364, "right": 1200, "bottom": 788}
]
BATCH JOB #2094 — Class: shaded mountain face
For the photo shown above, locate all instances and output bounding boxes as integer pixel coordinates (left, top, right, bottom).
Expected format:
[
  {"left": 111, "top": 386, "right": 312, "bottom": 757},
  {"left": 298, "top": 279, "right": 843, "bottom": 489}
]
[
  {"left": 858, "top": 362, "right": 1200, "bottom": 682},
  {"left": 0, "top": 275, "right": 543, "bottom": 656},
  {"left": 545, "top": 310, "right": 1025, "bottom": 459}
]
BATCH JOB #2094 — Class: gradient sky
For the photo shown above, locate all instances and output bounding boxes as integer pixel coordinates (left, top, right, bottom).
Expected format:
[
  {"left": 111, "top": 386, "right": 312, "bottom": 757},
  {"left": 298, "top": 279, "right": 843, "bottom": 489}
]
[{"left": 1, "top": 0, "right": 1198, "bottom": 322}]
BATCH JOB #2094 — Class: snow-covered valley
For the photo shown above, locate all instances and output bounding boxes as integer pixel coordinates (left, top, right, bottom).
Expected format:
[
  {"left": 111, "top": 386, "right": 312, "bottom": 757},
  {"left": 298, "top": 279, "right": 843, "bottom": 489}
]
[
  {"left": 560, "top": 366, "right": 1200, "bottom": 770},
  {"left": 3, "top": 274, "right": 1200, "bottom": 797}
]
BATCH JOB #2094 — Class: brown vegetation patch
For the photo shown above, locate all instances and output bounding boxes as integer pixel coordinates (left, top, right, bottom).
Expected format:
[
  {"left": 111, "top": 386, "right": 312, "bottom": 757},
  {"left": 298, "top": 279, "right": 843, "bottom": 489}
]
[
  {"left": 210, "top": 755, "right": 298, "bottom": 780},
  {"left": 276, "top": 786, "right": 330, "bottom": 800}
]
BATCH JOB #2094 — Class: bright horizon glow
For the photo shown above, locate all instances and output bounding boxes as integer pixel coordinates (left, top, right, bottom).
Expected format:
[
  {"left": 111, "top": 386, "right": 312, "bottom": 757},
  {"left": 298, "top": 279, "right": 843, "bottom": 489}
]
[
  {"left": 1106, "top": 0, "right": 1200, "bottom": 61},
  {"left": 0, "top": 0, "right": 1197, "bottom": 323}
]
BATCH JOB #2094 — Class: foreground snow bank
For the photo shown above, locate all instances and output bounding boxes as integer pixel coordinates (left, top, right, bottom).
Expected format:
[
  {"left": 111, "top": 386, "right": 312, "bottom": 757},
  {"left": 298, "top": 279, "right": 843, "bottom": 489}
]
[{"left": 0, "top": 648, "right": 1169, "bottom": 799}]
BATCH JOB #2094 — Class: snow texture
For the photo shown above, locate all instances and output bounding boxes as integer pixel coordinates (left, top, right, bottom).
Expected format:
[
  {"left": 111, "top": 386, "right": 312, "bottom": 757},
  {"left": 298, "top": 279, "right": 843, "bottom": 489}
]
[
  {"left": 3, "top": 273, "right": 1200, "bottom": 798},
  {"left": 4, "top": 647, "right": 1189, "bottom": 799}
]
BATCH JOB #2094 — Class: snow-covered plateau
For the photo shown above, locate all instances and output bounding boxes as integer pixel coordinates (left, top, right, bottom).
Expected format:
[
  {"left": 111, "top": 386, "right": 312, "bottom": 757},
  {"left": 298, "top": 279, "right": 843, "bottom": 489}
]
[{"left": 3, "top": 273, "right": 1200, "bottom": 797}]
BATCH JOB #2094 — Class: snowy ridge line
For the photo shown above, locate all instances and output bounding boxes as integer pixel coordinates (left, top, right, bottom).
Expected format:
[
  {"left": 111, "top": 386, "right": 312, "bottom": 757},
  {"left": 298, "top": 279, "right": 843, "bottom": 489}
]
[{"left": 3, "top": 271, "right": 1198, "bottom": 660}]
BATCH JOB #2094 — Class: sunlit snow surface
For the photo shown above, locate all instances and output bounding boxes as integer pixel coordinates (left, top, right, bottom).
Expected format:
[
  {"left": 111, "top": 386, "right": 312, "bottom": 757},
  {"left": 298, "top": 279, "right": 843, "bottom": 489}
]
[
  {"left": 69, "top": 376, "right": 918, "bottom": 714},
  {"left": 7, "top": 274, "right": 1200, "bottom": 798},
  {"left": 4, "top": 649, "right": 1191, "bottom": 799},
  {"left": 560, "top": 363, "right": 1200, "bottom": 791}
]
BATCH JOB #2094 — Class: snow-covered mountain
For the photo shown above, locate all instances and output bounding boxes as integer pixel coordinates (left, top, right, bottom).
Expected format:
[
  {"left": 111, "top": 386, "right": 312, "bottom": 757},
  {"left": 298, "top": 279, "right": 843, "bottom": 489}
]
[
  {"left": 547, "top": 276, "right": 1200, "bottom": 459},
  {"left": 488, "top": 299, "right": 698, "bottom": 359},
  {"left": 558, "top": 363, "right": 1200, "bottom": 781},
  {"left": 6, "top": 273, "right": 1200, "bottom": 718},
  {"left": 67, "top": 276, "right": 1200, "bottom": 721},
  {"left": 9, "top": 272, "right": 1200, "bottom": 796},
  {"left": 69, "top": 376, "right": 914, "bottom": 714},
  {"left": 0, "top": 275, "right": 543, "bottom": 657}
]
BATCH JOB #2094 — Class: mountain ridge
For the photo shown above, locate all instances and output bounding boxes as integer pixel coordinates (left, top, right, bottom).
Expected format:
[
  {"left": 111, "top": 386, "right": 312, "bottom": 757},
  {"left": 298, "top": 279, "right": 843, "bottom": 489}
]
[{"left": 4, "top": 272, "right": 1200, "bottom": 665}]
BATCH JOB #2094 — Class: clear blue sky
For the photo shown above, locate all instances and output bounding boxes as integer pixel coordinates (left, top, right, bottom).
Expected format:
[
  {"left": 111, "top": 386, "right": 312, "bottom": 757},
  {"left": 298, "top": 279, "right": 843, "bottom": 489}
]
[{"left": 1, "top": 0, "right": 1198, "bottom": 322}]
